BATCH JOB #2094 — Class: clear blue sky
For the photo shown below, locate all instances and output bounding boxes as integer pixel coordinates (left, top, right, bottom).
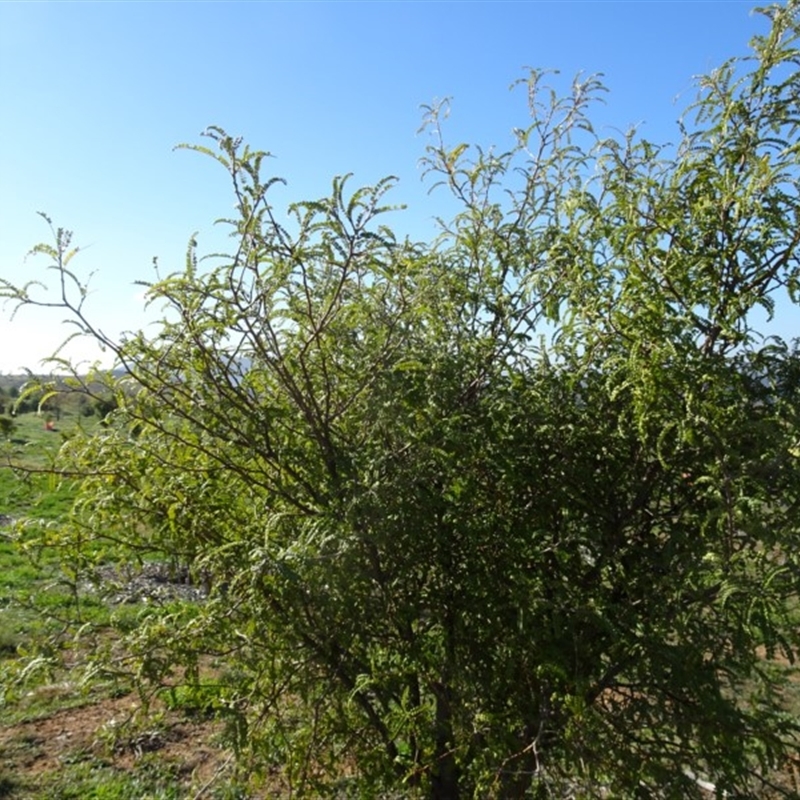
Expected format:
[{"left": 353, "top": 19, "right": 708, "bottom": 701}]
[{"left": 0, "top": 0, "right": 782, "bottom": 373}]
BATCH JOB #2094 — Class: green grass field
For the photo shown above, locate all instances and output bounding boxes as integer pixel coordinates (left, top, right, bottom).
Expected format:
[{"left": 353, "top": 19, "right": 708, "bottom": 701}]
[
  {"left": 0, "top": 408, "right": 255, "bottom": 799},
  {"left": 1, "top": 413, "right": 83, "bottom": 663}
]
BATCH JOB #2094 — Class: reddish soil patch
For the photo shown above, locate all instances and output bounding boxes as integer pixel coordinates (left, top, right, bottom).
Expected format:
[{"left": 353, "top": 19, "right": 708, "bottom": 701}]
[{"left": 0, "top": 690, "right": 231, "bottom": 793}]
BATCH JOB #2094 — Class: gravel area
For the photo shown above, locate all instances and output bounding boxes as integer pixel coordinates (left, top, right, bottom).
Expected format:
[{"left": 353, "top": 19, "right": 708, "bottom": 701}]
[{"left": 87, "top": 561, "right": 208, "bottom": 605}]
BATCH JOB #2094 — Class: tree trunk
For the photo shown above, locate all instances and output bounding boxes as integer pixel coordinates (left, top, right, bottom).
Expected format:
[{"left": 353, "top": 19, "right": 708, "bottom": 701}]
[{"left": 430, "top": 681, "right": 460, "bottom": 800}]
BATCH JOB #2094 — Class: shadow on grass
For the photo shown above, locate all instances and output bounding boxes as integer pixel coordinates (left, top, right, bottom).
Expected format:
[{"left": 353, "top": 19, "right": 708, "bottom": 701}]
[{"left": 0, "top": 774, "right": 18, "bottom": 799}]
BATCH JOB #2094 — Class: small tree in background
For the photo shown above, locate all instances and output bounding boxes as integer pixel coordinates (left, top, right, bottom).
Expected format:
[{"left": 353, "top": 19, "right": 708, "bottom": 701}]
[
  {"left": 4, "top": 3, "right": 800, "bottom": 797},
  {"left": 0, "top": 416, "right": 15, "bottom": 440}
]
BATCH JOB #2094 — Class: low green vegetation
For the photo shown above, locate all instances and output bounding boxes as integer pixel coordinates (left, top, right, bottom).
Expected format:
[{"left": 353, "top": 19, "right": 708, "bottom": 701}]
[
  {"left": 1, "top": 413, "right": 82, "bottom": 669},
  {"left": 0, "top": 412, "right": 250, "bottom": 798}
]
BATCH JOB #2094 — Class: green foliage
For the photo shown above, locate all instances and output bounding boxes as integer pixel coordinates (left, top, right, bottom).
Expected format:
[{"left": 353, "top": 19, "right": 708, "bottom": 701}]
[
  {"left": 0, "top": 416, "right": 14, "bottom": 440},
  {"left": 5, "top": 3, "right": 800, "bottom": 797},
  {"left": 10, "top": 756, "right": 185, "bottom": 800}
]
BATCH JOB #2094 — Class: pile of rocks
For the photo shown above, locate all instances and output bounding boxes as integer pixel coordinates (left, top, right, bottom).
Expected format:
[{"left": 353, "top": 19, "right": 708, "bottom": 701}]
[{"left": 88, "top": 562, "right": 208, "bottom": 605}]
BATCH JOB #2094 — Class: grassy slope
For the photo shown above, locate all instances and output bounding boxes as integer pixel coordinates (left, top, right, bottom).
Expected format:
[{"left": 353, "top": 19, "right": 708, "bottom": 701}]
[{"left": 0, "top": 410, "right": 254, "bottom": 799}]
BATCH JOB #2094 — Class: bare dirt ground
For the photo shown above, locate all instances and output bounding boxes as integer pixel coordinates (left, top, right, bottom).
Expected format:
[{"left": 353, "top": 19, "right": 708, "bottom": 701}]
[{"left": 0, "top": 689, "right": 233, "bottom": 797}]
